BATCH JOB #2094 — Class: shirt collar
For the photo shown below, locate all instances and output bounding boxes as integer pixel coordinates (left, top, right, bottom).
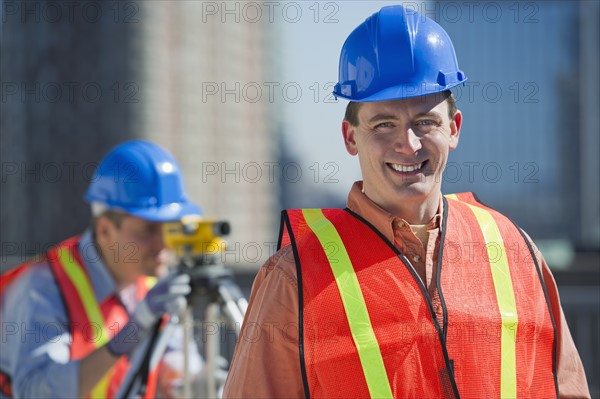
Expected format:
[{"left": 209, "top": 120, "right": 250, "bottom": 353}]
[
  {"left": 77, "top": 229, "right": 118, "bottom": 303},
  {"left": 346, "top": 181, "right": 443, "bottom": 241}
]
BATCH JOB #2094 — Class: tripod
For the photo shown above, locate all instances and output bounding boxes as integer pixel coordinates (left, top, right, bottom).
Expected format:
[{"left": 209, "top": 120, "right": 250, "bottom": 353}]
[{"left": 116, "top": 255, "right": 248, "bottom": 399}]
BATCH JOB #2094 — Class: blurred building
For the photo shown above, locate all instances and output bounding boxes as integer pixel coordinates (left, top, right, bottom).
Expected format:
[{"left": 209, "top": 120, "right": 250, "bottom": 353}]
[
  {"left": 1, "top": 1, "right": 139, "bottom": 268},
  {"left": 134, "top": 2, "right": 280, "bottom": 269}
]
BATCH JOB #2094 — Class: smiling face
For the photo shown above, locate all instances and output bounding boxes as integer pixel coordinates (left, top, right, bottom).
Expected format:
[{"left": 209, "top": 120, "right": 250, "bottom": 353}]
[{"left": 342, "top": 94, "right": 462, "bottom": 223}]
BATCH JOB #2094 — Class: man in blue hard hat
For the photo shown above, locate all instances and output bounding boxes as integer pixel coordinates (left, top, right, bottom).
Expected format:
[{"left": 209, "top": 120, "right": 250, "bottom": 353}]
[
  {"left": 223, "top": 5, "right": 590, "bottom": 398},
  {"left": 0, "top": 140, "right": 202, "bottom": 398}
]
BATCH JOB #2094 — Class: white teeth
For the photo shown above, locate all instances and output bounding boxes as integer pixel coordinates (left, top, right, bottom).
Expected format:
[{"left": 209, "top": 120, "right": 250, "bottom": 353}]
[{"left": 390, "top": 162, "right": 424, "bottom": 173}]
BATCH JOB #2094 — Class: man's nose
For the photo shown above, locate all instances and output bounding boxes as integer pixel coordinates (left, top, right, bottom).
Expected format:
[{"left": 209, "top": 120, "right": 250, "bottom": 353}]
[{"left": 393, "top": 128, "right": 422, "bottom": 155}]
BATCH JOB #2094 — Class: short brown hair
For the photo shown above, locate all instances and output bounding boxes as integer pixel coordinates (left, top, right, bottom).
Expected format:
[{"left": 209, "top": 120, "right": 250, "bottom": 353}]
[{"left": 344, "top": 90, "right": 458, "bottom": 126}]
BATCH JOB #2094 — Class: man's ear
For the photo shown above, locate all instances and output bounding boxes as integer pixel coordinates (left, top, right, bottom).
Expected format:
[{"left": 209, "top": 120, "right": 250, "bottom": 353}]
[
  {"left": 449, "top": 110, "right": 462, "bottom": 150},
  {"left": 95, "top": 215, "right": 114, "bottom": 244},
  {"left": 342, "top": 120, "right": 359, "bottom": 156}
]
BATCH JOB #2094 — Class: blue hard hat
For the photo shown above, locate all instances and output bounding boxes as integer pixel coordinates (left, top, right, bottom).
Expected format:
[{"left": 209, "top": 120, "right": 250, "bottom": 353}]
[
  {"left": 333, "top": 5, "right": 467, "bottom": 102},
  {"left": 85, "top": 140, "right": 202, "bottom": 222}
]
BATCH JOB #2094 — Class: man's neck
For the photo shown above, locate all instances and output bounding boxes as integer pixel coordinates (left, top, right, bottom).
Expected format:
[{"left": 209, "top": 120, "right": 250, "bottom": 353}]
[{"left": 382, "top": 192, "right": 441, "bottom": 225}]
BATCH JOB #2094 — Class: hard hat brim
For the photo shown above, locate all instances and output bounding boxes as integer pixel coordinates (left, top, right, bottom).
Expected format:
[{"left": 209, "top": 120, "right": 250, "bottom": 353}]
[
  {"left": 123, "top": 201, "right": 203, "bottom": 222},
  {"left": 334, "top": 79, "right": 467, "bottom": 103}
]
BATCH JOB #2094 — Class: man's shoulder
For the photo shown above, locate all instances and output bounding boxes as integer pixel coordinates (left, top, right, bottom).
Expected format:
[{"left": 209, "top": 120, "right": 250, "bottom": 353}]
[
  {"left": 260, "top": 244, "right": 298, "bottom": 286},
  {"left": 7, "top": 259, "right": 54, "bottom": 283},
  {"left": 2, "top": 260, "right": 61, "bottom": 307}
]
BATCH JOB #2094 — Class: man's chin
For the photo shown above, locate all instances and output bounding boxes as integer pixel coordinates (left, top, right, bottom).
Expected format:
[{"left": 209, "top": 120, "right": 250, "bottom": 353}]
[{"left": 391, "top": 181, "right": 438, "bottom": 201}]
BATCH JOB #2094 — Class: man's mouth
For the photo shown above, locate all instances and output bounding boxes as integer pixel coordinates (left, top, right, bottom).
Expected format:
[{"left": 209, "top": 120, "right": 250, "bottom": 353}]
[{"left": 387, "top": 161, "right": 426, "bottom": 173}]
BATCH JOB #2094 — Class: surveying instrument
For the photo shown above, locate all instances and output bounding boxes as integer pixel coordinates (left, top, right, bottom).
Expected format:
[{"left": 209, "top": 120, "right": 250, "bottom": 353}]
[{"left": 116, "top": 215, "right": 248, "bottom": 398}]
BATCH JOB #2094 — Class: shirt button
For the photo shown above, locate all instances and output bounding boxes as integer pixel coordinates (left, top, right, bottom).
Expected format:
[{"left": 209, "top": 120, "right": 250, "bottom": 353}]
[
  {"left": 398, "top": 221, "right": 405, "bottom": 228},
  {"left": 413, "top": 255, "right": 422, "bottom": 263}
]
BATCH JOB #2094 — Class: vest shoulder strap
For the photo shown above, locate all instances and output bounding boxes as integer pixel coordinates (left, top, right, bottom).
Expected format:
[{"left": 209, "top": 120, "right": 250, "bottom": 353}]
[{"left": 278, "top": 208, "right": 347, "bottom": 250}]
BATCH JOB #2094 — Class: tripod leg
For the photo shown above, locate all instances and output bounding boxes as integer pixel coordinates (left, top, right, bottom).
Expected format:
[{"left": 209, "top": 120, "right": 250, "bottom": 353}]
[
  {"left": 218, "top": 280, "right": 248, "bottom": 334},
  {"left": 205, "top": 302, "right": 220, "bottom": 398},
  {"left": 182, "top": 307, "right": 193, "bottom": 398}
]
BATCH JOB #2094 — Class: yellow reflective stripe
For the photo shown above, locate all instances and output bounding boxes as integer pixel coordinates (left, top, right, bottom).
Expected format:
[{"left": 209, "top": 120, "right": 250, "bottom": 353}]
[
  {"left": 57, "top": 247, "right": 109, "bottom": 347},
  {"left": 302, "top": 209, "right": 393, "bottom": 399},
  {"left": 89, "top": 368, "right": 112, "bottom": 399},
  {"left": 145, "top": 276, "right": 157, "bottom": 289},
  {"left": 463, "top": 203, "right": 518, "bottom": 398},
  {"left": 445, "top": 194, "right": 458, "bottom": 201}
]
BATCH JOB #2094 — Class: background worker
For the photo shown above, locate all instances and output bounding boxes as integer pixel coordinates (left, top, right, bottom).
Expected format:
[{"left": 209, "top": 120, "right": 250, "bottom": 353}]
[
  {"left": 222, "top": 5, "right": 590, "bottom": 398},
  {"left": 0, "top": 140, "right": 202, "bottom": 398}
]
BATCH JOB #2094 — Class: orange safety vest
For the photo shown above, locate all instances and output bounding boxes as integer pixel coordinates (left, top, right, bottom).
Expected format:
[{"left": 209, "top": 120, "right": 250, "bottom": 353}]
[
  {"left": 0, "top": 236, "right": 159, "bottom": 399},
  {"left": 279, "top": 193, "right": 558, "bottom": 399}
]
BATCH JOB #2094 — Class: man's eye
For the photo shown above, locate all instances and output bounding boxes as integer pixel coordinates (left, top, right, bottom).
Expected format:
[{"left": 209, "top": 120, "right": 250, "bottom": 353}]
[
  {"left": 415, "top": 120, "right": 439, "bottom": 126},
  {"left": 375, "top": 122, "right": 394, "bottom": 128}
]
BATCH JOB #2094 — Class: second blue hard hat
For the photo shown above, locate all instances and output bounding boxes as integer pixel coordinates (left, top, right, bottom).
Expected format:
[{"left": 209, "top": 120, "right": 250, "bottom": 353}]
[
  {"left": 333, "top": 5, "right": 467, "bottom": 102},
  {"left": 85, "top": 140, "right": 201, "bottom": 222}
]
